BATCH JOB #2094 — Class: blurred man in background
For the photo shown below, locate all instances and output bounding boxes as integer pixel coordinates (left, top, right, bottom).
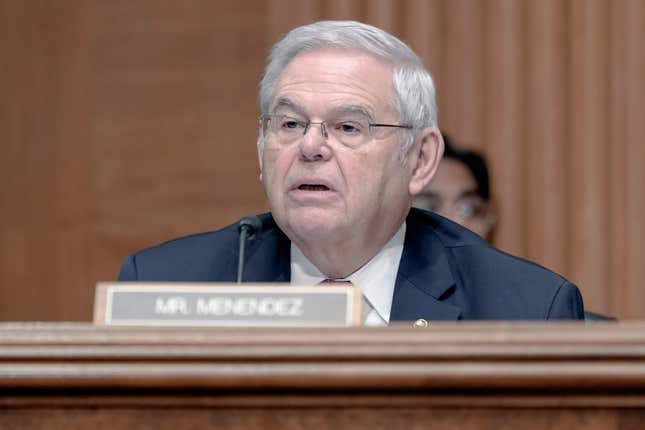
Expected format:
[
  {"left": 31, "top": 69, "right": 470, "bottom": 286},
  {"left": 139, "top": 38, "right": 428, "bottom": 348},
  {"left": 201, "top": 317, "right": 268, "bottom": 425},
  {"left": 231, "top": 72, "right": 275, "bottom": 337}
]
[
  {"left": 413, "top": 135, "right": 495, "bottom": 240},
  {"left": 414, "top": 135, "right": 611, "bottom": 321}
]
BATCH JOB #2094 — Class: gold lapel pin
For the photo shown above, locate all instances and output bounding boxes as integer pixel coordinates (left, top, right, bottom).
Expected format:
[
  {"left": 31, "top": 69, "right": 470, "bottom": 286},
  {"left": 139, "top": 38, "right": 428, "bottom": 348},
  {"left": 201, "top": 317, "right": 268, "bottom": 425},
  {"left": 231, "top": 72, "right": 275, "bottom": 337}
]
[{"left": 412, "top": 318, "right": 429, "bottom": 328}]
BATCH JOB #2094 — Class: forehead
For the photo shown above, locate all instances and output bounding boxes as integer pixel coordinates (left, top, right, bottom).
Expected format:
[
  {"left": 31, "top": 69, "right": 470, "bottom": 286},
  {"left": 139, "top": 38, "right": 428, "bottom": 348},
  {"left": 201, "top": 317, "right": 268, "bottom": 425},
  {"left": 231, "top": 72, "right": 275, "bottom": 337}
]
[{"left": 271, "top": 48, "right": 396, "bottom": 117}]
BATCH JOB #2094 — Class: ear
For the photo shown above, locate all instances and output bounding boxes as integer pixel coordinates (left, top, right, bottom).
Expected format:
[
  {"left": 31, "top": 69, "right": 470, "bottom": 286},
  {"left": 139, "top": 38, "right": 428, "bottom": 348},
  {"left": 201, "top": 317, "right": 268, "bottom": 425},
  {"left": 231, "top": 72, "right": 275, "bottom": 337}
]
[{"left": 408, "top": 128, "right": 444, "bottom": 196}]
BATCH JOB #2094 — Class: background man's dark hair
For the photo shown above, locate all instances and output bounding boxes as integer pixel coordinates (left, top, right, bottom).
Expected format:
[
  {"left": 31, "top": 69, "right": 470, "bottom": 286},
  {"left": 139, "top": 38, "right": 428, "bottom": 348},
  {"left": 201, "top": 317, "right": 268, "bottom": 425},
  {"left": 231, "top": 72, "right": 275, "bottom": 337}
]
[{"left": 442, "top": 134, "right": 490, "bottom": 201}]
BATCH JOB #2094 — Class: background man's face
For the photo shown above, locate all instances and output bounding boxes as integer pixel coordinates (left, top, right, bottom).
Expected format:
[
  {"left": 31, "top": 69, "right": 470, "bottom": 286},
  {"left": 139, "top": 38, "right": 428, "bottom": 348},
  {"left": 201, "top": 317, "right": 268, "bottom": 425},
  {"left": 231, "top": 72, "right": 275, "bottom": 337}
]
[
  {"left": 259, "top": 49, "right": 414, "bottom": 248},
  {"left": 413, "top": 158, "right": 493, "bottom": 239}
]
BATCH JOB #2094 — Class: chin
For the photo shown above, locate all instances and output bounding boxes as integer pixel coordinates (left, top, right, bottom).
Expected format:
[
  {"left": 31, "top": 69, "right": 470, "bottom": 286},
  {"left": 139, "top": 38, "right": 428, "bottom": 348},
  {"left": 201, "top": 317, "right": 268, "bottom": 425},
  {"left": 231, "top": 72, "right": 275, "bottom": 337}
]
[{"left": 282, "top": 208, "right": 348, "bottom": 241}]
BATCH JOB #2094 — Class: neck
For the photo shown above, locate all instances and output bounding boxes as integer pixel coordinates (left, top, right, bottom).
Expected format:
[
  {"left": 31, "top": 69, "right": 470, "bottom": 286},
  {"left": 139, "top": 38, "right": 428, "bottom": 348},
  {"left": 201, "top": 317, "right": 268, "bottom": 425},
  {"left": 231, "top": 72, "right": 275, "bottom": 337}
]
[
  {"left": 295, "top": 241, "right": 371, "bottom": 279},
  {"left": 293, "top": 219, "right": 406, "bottom": 279}
]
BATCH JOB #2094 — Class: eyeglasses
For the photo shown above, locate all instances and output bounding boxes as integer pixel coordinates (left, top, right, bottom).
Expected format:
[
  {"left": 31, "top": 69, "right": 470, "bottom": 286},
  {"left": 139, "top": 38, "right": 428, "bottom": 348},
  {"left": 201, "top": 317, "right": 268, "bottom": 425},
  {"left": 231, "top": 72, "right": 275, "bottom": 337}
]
[
  {"left": 259, "top": 114, "right": 412, "bottom": 148},
  {"left": 414, "top": 196, "right": 489, "bottom": 222}
]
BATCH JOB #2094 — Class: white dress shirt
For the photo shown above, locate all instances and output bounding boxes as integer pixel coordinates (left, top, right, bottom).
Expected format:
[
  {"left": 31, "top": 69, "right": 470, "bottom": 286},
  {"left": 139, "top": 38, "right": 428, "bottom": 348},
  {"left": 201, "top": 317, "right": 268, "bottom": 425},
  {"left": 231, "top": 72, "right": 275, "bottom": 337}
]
[{"left": 290, "top": 222, "right": 406, "bottom": 326}]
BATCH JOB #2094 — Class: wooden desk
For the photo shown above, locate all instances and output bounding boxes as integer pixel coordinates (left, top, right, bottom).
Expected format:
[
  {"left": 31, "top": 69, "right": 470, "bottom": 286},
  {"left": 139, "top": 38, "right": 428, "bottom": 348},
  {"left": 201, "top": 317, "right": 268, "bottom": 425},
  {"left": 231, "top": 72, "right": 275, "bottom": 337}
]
[{"left": 0, "top": 322, "right": 643, "bottom": 429}]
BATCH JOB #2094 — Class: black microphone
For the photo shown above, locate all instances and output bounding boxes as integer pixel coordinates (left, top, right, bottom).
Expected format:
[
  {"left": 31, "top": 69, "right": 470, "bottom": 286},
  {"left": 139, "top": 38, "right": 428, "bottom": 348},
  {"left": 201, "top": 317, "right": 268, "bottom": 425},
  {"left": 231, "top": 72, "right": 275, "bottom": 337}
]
[{"left": 237, "top": 216, "right": 262, "bottom": 283}]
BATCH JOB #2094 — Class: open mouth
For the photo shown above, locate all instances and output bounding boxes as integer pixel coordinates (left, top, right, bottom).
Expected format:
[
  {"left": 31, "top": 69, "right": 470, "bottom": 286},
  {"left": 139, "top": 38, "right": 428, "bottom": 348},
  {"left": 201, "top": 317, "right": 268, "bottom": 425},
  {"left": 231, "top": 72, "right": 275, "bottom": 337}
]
[{"left": 298, "top": 184, "right": 330, "bottom": 191}]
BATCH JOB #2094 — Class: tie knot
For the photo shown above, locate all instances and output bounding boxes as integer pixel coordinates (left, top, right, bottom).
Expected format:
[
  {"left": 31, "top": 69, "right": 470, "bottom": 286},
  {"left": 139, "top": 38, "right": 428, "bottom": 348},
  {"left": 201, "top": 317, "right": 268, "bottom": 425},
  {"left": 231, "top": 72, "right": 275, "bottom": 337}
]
[{"left": 319, "top": 279, "right": 352, "bottom": 285}]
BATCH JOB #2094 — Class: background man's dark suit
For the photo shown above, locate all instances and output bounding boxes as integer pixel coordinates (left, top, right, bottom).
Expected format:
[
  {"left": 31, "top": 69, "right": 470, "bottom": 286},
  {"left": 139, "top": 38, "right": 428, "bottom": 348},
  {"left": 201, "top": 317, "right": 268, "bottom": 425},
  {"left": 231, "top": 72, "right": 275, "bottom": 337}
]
[{"left": 118, "top": 208, "right": 584, "bottom": 321}]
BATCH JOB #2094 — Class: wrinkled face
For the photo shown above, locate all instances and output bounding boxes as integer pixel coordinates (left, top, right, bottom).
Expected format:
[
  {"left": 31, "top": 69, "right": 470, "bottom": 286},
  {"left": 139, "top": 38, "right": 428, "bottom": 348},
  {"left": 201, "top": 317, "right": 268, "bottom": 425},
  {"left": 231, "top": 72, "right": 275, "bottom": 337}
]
[
  {"left": 413, "top": 158, "right": 493, "bottom": 239},
  {"left": 258, "top": 49, "right": 415, "bottom": 248}
]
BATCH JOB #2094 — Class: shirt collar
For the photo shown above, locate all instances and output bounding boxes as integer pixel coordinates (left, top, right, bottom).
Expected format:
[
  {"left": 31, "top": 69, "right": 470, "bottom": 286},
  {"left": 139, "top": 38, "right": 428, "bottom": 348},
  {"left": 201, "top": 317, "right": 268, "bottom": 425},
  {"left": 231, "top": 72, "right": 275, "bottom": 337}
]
[{"left": 290, "top": 222, "right": 406, "bottom": 323}]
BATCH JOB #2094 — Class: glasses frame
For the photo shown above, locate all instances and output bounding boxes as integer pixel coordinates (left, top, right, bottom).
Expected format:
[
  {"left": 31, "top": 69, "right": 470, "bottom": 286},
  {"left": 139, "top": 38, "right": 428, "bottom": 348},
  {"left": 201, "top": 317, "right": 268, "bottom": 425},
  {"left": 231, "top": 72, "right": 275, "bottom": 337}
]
[{"left": 259, "top": 114, "right": 413, "bottom": 145}]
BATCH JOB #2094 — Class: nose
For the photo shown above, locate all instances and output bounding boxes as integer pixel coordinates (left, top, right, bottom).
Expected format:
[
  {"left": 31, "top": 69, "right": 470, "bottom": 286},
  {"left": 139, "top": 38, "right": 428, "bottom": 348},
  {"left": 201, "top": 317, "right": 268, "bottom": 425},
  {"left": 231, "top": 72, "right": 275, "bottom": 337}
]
[
  {"left": 299, "top": 121, "right": 332, "bottom": 162},
  {"left": 304, "top": 121, "right": 328, "bottom": 139}
]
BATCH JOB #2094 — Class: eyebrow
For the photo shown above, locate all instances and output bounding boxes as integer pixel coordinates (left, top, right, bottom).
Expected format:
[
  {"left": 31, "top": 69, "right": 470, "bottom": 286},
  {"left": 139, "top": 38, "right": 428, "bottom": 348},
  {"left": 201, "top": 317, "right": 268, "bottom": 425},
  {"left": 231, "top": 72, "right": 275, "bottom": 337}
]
[
  {"left": 271, "top": 98, "right": 375, "bottom": 122},
  {"left": 328, "top": 105, "right": 375, "bottom": 122},
  {"left": 458, "top": 189, "right": 483, "bottom": 200},
  {"left": 419, "top": 190, "right": 440, "bottom": 199},
  {"left": 272, "top": 98, "right": 307, "bottom": 117}
]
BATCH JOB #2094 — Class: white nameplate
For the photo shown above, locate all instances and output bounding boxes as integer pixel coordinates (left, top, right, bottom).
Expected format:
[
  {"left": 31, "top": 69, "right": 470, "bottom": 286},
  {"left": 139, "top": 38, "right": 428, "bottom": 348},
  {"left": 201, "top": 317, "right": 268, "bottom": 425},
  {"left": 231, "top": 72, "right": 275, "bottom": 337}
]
[{"left": 94, "top": 283, "right": 362, "bottom": 327}]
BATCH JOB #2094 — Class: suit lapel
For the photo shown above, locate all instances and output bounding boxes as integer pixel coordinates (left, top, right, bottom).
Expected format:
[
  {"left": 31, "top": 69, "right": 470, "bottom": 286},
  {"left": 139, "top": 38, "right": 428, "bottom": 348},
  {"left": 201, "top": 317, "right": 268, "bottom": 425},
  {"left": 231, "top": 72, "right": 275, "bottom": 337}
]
[
  {"left": 390, "top": 210, "right": 462, "bottom": 321},
  {"left": 238, "top": 211, "right": 462, "bottom": 321}
]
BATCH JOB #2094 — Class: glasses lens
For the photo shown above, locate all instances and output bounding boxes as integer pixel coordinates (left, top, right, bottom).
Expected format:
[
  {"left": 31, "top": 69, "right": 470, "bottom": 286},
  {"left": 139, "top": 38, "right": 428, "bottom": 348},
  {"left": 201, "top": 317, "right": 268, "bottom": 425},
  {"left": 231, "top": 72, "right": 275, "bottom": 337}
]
[
  {"left": 262, "top": 115, "right": 306, "bottom": 141},
  {"left": 327, "top": 117, "right": 370, "bottom": 147},
  {"left": 453, "top": 199, "right": 486, "bottom": 220}
]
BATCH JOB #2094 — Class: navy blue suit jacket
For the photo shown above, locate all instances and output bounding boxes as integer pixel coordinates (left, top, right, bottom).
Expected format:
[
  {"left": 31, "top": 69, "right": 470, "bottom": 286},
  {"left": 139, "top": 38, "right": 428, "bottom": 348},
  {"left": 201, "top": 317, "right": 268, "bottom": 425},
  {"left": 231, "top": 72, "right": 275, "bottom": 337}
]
[{"left": 118, "top": 208, "right": 584, "bottom": 321}]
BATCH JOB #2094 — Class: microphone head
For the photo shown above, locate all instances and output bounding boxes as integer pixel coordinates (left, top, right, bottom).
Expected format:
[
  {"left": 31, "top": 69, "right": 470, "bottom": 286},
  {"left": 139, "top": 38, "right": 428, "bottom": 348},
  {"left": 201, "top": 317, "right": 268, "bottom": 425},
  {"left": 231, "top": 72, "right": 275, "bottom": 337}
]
[{"left": 238, "top": 215, "right": 263, "bottom": 240}]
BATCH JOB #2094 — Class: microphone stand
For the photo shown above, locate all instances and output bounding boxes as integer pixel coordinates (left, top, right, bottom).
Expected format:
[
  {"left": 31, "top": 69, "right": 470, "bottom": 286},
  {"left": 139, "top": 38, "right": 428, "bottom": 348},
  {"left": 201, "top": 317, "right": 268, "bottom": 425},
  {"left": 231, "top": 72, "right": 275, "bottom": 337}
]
[{"left": 236, "top": 216, "right": 262, "bottom": 283}]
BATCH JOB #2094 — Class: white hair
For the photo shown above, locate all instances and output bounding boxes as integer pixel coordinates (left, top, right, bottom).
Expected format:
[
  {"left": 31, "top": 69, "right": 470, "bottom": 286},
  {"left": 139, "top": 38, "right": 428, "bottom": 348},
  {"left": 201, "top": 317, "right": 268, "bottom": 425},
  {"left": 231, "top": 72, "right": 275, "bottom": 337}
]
[{"left": 257, "top": 20, "right": 438, "bottom": 156}]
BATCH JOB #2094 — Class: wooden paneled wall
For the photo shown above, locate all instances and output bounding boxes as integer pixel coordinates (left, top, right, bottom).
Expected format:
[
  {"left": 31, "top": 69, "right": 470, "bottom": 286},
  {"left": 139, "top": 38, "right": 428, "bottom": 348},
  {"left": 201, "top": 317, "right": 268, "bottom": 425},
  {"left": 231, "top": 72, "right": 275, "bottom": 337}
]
[{"left": 1, "top": 0, "right": 644, "bottom": 321}]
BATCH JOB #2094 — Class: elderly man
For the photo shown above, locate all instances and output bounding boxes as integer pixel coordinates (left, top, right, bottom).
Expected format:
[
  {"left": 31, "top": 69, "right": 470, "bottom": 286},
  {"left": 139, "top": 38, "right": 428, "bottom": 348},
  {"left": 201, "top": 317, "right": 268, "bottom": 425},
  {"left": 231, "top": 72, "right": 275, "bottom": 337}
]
[{"left": 118, "top": 20, "right": 584, "bottom": 323}]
